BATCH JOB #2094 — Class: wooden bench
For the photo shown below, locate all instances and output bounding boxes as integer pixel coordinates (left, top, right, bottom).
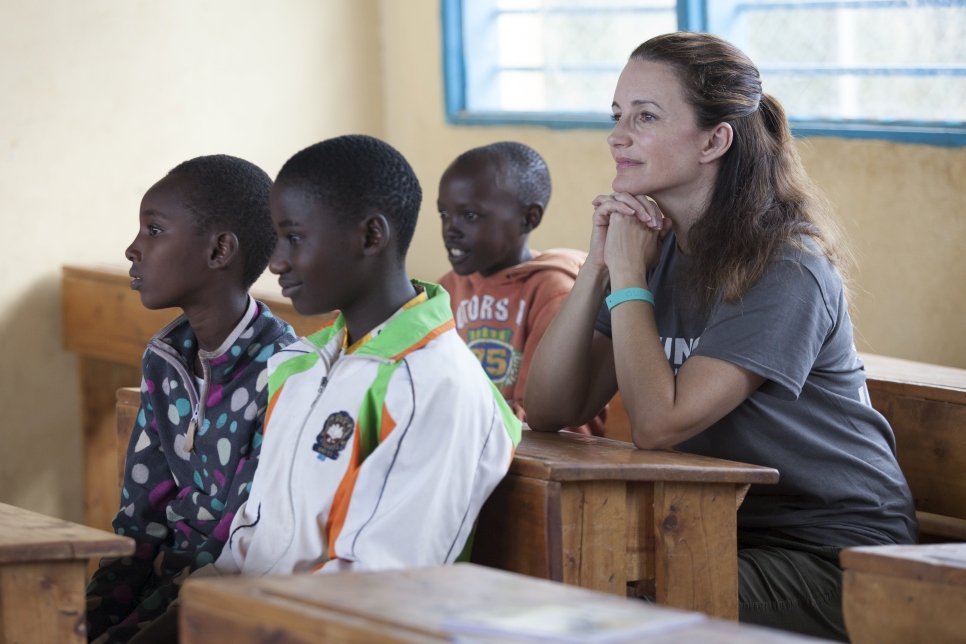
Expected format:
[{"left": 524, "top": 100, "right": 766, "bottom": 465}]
[
  {"left": 116, "top": 388, "right": 141, "bottom": 490},
  {"left": 179, "top": 563, "right": 823, "bottom": 643},
  {"left": 472, "top": 431, "right": 779, "bottom": 620},
  {"left": 838, "top": 356, "right": 966, "bottom": 640},
  {"left": 842, "top": 543, "right": 966, "bottom": 643},
  {"left": 63, "top": 264, "right": 334, "bottom": 533},
  {"left": 860, "top": 353, "right": 966, "bottom": 542},
  {"left": 0, "top": 502, "right": 134, "bottom": 643}
]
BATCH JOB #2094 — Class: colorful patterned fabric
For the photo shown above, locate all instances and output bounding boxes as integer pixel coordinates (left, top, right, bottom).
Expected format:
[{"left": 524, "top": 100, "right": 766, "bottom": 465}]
[{"left": 86, "top": 298, "right": 296, "bottom": 643}]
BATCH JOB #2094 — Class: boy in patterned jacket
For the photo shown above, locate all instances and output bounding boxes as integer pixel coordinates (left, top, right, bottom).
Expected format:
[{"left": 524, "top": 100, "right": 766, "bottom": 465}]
[
  {"left": 212, "top": 136, "right": 521, "bottom": 575},
  {"left": 86, "top": 155, "right": 296, "bottom": 643}
]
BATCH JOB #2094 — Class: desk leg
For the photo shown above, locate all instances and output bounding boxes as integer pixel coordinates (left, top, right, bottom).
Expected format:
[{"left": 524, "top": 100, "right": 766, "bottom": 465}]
[
  {"left": 79, "top": 357, "right": 139, "bottom": 532},
  {"left": 654, "top": 481, "right": 738, "bottom": 620},
  {"left": 560, "top": 481, "right": 627, "bottom": 596},
  {"left": 472, "top": 475, "right": 562, "bottom": 582},
  {"left": 0, "top": 561, "right": 87, "bottom": 643}
]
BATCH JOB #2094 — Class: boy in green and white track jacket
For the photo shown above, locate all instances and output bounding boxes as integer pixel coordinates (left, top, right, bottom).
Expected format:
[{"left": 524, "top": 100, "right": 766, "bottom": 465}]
[
  {"left": 216, "top": 281, "right": 520, "bottom": 574},
  {"left": 213, "top": 136, "right": 521, "bottom": 576}
]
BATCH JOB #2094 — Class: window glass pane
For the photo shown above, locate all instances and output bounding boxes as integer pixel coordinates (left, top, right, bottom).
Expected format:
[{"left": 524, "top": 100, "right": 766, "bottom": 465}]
[
  {"left": 709, "top": 1, "right": 966, "bottom": 123},
  {"left": 464, "top": 0, "right": 677, "bottom": 113}
]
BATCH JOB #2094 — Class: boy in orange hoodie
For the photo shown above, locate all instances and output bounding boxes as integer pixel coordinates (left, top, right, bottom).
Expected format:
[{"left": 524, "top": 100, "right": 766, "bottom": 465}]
[{"left": 438, "top": 142, "right": 604, "bottom": 434}]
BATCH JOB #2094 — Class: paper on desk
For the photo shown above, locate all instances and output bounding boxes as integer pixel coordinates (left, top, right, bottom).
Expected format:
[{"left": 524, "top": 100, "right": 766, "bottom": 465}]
[{"left": 442, "top": 601, "right": 705, "bottom": 643}]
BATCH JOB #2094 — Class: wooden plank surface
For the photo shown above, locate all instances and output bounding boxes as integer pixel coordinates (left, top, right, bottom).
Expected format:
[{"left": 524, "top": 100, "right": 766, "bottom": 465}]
[
  {"left": 840, "top": 543, "right": 966, "bottom": 586},
  {"left": 180, "top": 564, "right": 822, "bottom": 644},
  {"left": 0, "top": 503, "right": 134, "bottom": 563},
  {"left": 182, "top": 595, "right": 432, "bottom": 644},
  {"left": 0, "top": 561, "right": 88, "bottom": 643},
  {"left": 80, "top": 358, "right": 139, "bottom": 536},
  {"left": 63, "top": 265, "right": 181, "bottom": 368},
  {"left": 654, "top": 482, "right": 739, "bottom": 620},
  {"left": 862, "top": 351, "right": 966, "bottom": 405},
  {"left": 842, "top": 568, "right": 966, "bottom": 644},
  {"left": 559, "top": 480, "right": 626, "bottom": 594},
  {"left": 471, "top": 475, "right": 562, "bottom": 581},
  {"left": 625, "top": 481, "right": 655, "bottom": 584},
  {"left": 63, "top": 264, "right": 333, "bottom": 367},
  {"left": 514, "top": 430, "right": 780, "bottom": 485},
  {"left": 868, "top": 388, "right": 966, "bottom": 524},
  {"left": 116, "top": 387, "right": 140, "bottom": 490},
  {"left": 916, "top": 511, "right": 966, "bottom": 542}
]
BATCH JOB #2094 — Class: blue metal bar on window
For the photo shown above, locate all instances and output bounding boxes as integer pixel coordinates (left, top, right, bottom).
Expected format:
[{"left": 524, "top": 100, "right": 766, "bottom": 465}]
[
  {"left": 441, "top": 0, "right": 467, "bottom": 120},
  {"left": 497, "top": 64, "right": 624, "bottom": 73},
  {"left": 759, "top": 65, "right": 966, "bottom": 76},
  {"left": 733, "top": 0, "right": 966, "bottom": 11},
  {"left": 498, "top": 64, "right": 966, "bottom": 76},
  {"left": 494, "top": 5, "right": 676, "bottom": 15}
]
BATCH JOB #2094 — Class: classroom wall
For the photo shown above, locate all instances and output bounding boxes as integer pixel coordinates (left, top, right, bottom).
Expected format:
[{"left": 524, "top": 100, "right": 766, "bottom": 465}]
[
  {"left": 381, "top": 0, "right": 966, "bottom": 371},
  {"left": 0, "top": 0, "right": 384, "bottom": 521}
]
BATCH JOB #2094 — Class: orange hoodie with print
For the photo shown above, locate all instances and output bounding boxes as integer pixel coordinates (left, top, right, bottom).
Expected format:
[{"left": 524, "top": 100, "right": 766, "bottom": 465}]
[{"left": 440, "top": 249, "right": 606, "bottom": 435}]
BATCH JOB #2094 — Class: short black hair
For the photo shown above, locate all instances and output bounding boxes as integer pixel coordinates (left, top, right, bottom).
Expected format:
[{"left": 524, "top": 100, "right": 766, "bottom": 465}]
[
  {"left": 167, "top": 155, "right": 275, "bottom": 289},
  {"left": 453, "top": 142, "right": 551, "bottom": 208},
  {"left": 275, "top": 135, "right": 422, "bottom": 256}
]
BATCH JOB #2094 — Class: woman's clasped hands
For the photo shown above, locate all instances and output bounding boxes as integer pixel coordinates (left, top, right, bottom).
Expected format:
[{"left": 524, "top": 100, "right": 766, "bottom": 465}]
[{"left": 589, "top": 192, "right": 672, "bottom": 284}]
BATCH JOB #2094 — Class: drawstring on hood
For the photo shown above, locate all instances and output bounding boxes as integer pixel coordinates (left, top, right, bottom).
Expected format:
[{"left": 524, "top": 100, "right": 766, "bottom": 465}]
[{"left": 147, "top": 296, "right": 259, "bottom": 453}]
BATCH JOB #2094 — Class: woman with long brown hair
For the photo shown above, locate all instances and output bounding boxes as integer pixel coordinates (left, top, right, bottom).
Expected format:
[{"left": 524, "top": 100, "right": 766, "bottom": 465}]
[{"left": 524, "top": 32, "right": 916, "bottom": 640}]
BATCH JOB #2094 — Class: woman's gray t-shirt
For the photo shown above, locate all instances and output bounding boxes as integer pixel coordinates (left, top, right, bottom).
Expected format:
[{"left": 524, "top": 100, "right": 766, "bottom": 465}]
[{"left": 596, "top": 232, "right": 917, "bottom": 548}]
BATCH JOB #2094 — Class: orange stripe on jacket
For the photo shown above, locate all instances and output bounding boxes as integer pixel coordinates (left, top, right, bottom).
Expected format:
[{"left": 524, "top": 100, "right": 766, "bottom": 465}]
[
  {"left": 324, "top": 418, "right": 363, "bottom": 561},
  {"left": 313, "top": 405, "right": 394, "bottom": 570},
  {"left": 262, "top": 384, "right": 285, "bottom": 436},
  {"left": 379, "top": 402, "right": 397, "bottom": 443},
  {"left": 389, "top": 319, "right": 455, "bottom": 361},
  {"left": 311, "top": 316, "right": 340, "bottom": 335}
]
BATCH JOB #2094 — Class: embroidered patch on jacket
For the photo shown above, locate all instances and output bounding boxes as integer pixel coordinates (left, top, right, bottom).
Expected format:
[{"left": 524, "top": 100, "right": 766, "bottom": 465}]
[{"left": 313, "top": 411, "right": 354, "bottom": 461}]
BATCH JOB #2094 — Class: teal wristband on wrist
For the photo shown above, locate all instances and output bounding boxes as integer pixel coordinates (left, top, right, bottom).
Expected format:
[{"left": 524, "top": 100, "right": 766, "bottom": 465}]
[{"left": 606, "top": 287, "right": 654, "bottom": 311}]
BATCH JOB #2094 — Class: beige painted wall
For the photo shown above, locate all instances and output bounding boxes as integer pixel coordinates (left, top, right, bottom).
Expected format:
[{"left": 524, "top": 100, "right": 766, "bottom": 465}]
[
  {"left": 3, "top": 0, "right": 964, "bottom": 521},
  {"left": 381, "top": 0, "right": 966, "bottom": 370},
  {"left": 0, "top": 0, "right": 383, "bottom": 521}
]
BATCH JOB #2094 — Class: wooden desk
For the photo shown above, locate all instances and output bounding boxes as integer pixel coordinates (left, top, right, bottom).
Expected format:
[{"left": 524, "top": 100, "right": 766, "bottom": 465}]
[
  {"left": 842, "top": 543, "right": 966, "bottom": 643},
  {"left": 0, "top": 502, "right": 134, "bottom": 643},
  {"left": 471, "top": 431, "right": 779, "bottom": 620},
  {"left": 62, "top": 264, "right": 333, "bottom": 533},
  {"left": 180, "top": 563, "right": 821, "bottom": 643}
]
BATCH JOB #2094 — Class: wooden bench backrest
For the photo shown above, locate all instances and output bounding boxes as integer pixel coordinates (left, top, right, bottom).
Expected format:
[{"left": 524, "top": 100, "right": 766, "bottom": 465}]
[
  {"left": 116, "top": 388, "right": 140, "bottom": 488},
  {"left": 861, "top": 353, "right": 966, "bottom": 541}
]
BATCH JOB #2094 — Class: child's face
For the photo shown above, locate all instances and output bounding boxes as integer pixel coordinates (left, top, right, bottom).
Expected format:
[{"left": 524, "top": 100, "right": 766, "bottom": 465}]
[
  {"left": 438, "top": 158, "right": 530, "bottom": 277},
  {"left": 125, "top": 175, "right": 213, "bottom": 310},
  {"left": 269, "top": 182, "right": 360, "bottom": 316}
]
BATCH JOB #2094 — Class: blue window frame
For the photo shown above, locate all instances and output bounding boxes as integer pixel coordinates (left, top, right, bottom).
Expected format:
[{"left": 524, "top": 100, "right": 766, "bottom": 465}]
[{"left": 442, "top": 0, "right": 966, "bottom": 145}]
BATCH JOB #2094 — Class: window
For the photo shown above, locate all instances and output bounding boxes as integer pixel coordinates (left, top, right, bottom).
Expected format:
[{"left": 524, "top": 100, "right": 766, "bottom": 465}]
[{"left": 442, "top": 0, "right": 966, "bottom": 145}]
